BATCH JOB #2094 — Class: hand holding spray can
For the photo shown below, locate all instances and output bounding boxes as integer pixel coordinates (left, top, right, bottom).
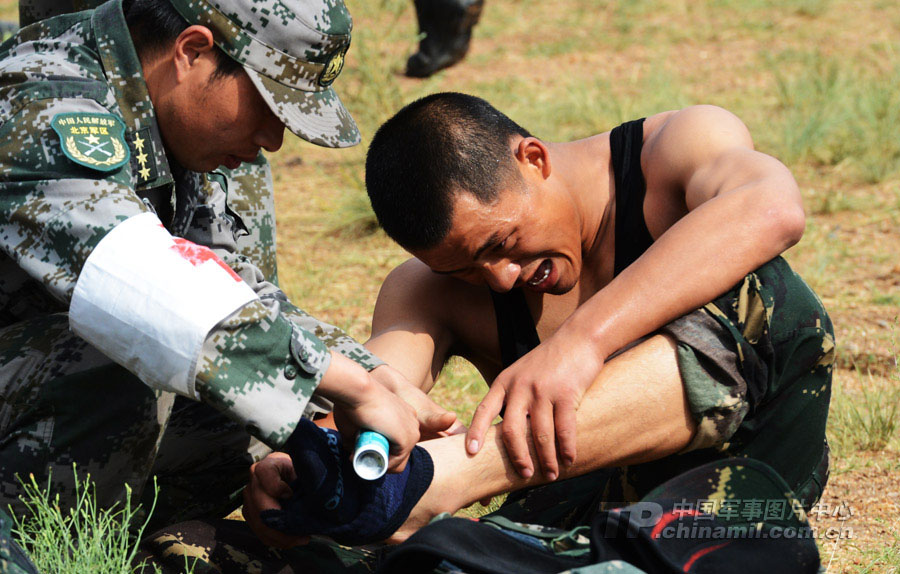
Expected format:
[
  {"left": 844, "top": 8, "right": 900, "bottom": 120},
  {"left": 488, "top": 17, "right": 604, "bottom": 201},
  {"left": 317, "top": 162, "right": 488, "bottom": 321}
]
[{"left": 352, "top": 430, "right": 389, "bottom": 480}]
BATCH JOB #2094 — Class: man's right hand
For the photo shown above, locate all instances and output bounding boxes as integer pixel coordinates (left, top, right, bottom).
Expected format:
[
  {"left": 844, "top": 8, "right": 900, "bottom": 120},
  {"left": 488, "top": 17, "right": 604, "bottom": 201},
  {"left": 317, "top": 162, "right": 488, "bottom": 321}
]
[{"left": 317, "top": 352, "right": 420, "bottom": 472}]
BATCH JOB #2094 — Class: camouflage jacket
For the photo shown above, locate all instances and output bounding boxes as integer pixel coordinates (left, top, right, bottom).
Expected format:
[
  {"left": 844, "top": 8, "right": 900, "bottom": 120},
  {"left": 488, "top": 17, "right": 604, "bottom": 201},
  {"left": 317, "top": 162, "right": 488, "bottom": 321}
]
[
  {"left": 0, "top": 0, "right": 381, "bottom": 448},
  {"left": 19, "top": 0, "right": 98, "bottom": 28}
]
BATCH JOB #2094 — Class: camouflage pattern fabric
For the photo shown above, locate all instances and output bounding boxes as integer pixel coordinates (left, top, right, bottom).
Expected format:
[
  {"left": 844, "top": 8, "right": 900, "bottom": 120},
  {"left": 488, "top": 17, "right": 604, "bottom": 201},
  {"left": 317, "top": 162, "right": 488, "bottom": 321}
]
[
  {"left": 0, "top": 509, "right": 39, "bottom": 574},
  {"left": 19, "top": 0, "right": 361, "bottom": 148},
  {"left": 134, "top": 518, "right": 379, "bottom": 574},
  {"left": 164, "top": 0, "right": 360, "bottom": 148},
  {"left": 0, "top": 0, "right": 380, "bottom": 525},
  {"left": 18, "top": 0, "right": 96, "bottom": 28}
]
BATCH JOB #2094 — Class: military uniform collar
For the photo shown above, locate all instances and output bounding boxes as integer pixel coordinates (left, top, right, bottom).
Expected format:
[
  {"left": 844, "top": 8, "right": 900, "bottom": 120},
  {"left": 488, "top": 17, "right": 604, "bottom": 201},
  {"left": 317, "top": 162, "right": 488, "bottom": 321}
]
[{"left": 91, "top": 0, "right": 174, "bottom": 190}]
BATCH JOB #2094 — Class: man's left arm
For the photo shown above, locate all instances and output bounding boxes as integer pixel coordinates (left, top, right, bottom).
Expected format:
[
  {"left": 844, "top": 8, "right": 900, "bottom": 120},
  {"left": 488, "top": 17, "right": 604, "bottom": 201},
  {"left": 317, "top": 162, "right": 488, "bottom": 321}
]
[
  {"left": 468, "top": 105, "right": 805, "bottom": 478},
  {"left": 574, "top": 105, "right": 804, "bottom": 365}
]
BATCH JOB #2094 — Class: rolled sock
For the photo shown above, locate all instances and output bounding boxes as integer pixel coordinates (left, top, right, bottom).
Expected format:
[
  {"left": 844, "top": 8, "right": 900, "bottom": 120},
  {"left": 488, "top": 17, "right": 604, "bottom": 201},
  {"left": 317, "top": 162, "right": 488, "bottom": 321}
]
[{"left": 260, "top": 418, "right": 434, "bottom": 545}]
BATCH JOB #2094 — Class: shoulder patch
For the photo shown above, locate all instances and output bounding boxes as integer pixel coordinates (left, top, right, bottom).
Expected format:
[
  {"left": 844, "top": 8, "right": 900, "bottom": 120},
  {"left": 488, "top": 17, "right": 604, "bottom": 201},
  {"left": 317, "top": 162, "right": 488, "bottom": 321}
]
[{"left": 51, "top": 112, "right": 131, "bottom": 172}]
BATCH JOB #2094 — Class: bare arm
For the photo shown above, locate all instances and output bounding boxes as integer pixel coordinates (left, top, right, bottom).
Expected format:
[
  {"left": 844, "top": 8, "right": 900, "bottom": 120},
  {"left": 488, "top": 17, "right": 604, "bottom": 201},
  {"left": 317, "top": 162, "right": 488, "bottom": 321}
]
[
  {"left": 363, "top": 259, "right": 503, "bottom": 437},
  {"left": 572, "top": 105, "right": 804, "bottom": 360},
  {"left": 391, "top": 333, "right": 696, "bottom": 541}
]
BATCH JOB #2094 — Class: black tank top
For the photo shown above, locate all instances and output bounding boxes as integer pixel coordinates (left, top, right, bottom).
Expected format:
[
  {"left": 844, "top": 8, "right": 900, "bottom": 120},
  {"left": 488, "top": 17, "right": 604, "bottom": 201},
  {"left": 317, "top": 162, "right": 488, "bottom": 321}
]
[{"left": 490, "top": 119, "right": 653, "bottom": 368}]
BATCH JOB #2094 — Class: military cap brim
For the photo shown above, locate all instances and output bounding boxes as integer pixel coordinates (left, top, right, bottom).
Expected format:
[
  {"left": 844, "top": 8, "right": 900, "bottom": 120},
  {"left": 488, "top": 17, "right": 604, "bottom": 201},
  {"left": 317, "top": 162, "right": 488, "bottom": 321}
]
[{"left": 245, "top": 65, "right": 360, "bottom": 149}]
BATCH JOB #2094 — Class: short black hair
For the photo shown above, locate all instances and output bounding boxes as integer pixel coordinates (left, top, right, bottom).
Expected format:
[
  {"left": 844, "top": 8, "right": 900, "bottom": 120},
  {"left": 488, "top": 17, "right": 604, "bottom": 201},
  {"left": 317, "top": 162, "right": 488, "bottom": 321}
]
[
  {"left": 365, "top": 92, "right": 532, "bottom": 251},
  {"left": 124, "top": 0, "right": 242, "bottom": 80}
]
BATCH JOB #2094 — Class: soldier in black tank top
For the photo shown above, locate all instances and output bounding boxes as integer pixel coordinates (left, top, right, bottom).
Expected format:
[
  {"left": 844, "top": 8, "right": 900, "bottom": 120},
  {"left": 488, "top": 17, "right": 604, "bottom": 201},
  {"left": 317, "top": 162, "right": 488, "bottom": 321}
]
[{"left": 486, "top": 118, "right": 832, "bottom": 514}]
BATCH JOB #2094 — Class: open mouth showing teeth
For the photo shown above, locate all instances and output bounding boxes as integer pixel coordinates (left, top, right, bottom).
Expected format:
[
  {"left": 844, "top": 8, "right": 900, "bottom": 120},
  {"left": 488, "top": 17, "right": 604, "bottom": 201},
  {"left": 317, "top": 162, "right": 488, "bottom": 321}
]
[{"left": 527, "top": 260, "right": 552, "bottom": 286}]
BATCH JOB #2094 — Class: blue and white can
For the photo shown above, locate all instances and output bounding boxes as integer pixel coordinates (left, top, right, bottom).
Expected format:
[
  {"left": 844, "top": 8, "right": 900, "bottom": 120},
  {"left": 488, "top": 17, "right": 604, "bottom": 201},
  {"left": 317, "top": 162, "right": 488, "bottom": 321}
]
[{"left": 352, "top": 430, "right": 389, "bottom": 480}]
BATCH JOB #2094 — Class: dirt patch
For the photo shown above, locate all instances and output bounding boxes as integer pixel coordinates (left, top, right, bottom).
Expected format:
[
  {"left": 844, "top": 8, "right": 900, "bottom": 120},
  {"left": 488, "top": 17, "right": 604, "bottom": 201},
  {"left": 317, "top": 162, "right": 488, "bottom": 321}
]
[{"left": 816, "top": 450, "right": 900, "bottom": 572}]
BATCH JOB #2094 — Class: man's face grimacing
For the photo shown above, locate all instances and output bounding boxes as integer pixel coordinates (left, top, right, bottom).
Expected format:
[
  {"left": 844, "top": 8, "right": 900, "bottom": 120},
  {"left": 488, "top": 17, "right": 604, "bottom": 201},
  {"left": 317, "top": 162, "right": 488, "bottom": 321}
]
[
  {"left": 152, "top": 26, "right": 286, "bottom": 172},
  {"left": 414, "top": 182, "right": 585, "bottom": 295}
]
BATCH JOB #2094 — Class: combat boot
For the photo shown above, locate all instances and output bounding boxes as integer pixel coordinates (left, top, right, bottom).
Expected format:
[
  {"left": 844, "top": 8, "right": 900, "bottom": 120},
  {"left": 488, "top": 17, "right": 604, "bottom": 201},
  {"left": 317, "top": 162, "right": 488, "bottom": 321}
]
[{"left": 406, "top": 0, "right": 484, "bottom": 78}]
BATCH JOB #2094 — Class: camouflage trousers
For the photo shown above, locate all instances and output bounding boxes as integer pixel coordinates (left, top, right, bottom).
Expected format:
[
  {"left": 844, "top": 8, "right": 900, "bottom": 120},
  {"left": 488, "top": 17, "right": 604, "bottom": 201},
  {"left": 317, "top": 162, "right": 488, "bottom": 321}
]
[{"left": 0, "top": 312, "right": 270, "bottom": 533}]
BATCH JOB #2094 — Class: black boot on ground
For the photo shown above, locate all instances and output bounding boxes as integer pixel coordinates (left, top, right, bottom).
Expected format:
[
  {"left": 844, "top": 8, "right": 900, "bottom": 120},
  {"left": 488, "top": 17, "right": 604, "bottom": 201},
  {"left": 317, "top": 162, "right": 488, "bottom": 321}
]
[{"left": 406, "top": 0, "right": 484, "bottom": 78}]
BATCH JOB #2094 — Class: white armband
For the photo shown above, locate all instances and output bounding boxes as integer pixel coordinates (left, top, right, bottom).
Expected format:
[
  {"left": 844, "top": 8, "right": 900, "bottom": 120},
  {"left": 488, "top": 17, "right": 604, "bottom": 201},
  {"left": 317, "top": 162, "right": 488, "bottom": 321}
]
[{"left": 69, "top": 212, "right": 257, "bottom": 397}]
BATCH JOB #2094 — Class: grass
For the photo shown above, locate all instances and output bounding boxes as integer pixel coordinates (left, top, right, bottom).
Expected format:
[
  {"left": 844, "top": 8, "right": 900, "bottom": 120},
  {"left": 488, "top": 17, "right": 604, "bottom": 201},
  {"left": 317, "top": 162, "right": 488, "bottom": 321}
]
[
  {"left": 9, "top": 469, "right": 187, "bottom": 574},
  {"left": 828, "top": 324, "right": 899, "bottom": 456},
  {"left": 2, "top": 0, "right": 899, "bottom": 571},
  {"left": 763, "top": 47, "right": 900, "bottom": 184},
  {"left": 829, "top": 369, "right": 899, "bottom": 455},
  {"left": 858, "top": 529, "right": 900, "bottom": 573}
]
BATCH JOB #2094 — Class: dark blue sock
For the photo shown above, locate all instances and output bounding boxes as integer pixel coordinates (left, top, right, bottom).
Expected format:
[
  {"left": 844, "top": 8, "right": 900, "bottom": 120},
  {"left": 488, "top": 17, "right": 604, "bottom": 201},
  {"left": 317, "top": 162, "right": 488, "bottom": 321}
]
[{"left": 260, "top": 418, "right": 434, "bottom": 546}]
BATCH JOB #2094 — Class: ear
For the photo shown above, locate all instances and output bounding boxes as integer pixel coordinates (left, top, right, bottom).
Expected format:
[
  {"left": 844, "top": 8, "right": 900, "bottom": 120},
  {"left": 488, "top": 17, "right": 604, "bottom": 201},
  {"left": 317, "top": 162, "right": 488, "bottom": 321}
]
[
  {"left": 513, "top": 137, "right": 552, "bottom": 180},
  {"left": 172, "top": 25, "right": 217, "bottom": 82}
]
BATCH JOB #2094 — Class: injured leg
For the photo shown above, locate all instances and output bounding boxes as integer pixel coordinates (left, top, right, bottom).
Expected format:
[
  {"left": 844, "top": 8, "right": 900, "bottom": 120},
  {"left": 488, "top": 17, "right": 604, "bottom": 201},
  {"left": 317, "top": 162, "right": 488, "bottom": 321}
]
[
  {"left": 389, "top": 333, "right": 695, "bottom": 541},
  {"left": 260, "top": 418, "right": 434, "bottom": 546}
]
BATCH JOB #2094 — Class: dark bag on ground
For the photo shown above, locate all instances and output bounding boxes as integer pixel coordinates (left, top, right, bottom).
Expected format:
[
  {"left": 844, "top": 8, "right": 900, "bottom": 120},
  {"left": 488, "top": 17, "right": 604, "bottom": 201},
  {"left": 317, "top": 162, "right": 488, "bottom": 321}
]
[{"left": 377, "top": 458, "right": 821, "bottom": 574}]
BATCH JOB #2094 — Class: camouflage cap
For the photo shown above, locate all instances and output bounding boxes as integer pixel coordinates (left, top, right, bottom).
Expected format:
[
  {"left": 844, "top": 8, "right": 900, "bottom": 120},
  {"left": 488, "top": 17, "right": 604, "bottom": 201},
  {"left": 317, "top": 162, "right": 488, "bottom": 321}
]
[{"left": 168, "top": 0, "right": 360, "bottom": 148}]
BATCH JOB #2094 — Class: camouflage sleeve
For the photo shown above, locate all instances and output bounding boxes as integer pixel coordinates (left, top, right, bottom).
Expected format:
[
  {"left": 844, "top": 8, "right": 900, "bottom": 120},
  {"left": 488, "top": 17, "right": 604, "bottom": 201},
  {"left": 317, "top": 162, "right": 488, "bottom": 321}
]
[
  {"left": 280, "top": 302, "right": 384, "bottom": 370},
  {"left": 0, "top": 98, "right": 148, "bottom": 305},
  {"left": 196, "top": 296, "right": 332, "bottom": 447},
  {"left": 206, "top": 158, "right": 384, "bottom": 371},
  {"left": 187, "top": 166, "right": 381, "bottom": 444}
]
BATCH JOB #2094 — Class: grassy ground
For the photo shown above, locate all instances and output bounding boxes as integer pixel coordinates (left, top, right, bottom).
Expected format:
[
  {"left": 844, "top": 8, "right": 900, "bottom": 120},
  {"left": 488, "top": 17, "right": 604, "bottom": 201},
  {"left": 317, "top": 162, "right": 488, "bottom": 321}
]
[{"left": 3, "top": 0, "right": 899, "bottom": 571}]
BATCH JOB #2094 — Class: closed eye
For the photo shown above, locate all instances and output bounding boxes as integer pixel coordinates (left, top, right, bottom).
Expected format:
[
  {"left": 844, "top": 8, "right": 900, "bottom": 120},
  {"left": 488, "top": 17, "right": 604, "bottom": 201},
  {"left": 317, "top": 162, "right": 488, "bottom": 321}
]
[{"left": 495, "top": 232, "right": 516, "bottom": 252}]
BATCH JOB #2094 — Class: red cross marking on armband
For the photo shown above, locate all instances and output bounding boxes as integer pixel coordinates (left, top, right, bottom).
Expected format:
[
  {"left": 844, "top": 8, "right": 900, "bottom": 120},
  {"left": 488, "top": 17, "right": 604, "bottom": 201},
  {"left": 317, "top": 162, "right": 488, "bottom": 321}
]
[{"left": 170, "top": 237, "right": 242, "bottom": 282}]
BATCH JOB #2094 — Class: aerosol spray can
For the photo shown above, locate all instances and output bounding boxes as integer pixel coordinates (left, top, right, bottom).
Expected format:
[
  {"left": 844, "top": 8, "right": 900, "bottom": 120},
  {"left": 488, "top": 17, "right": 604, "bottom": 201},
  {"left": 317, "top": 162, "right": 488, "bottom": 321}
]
[{"left": 352, "top": 430, "right": 389, "bottom": 480}]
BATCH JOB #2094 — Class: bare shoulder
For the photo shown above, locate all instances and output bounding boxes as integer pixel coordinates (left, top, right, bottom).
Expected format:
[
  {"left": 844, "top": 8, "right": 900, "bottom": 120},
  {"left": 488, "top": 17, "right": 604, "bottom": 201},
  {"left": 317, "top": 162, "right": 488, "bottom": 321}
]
[
  {"left": 645, "top": 106, "right": 753, "bottom": 167},
  {"left": 375, "top": 258, "right": 484, "bottom": 323},
  {"left": 641, "top": 106, "right": 760, "bottom": 192},
  {"left": 374, "top": 258, "right": 446, "bottom": 329}
]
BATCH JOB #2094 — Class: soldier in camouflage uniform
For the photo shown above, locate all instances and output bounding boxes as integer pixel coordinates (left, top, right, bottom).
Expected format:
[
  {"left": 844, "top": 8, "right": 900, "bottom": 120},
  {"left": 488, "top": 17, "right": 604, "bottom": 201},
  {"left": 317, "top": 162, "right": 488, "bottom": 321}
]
[
  {"left": 357, "top": 94, "right": 833, "bottom": 516},
  {"left": 0, "top": 0, "right": 456, "bottom": 535}
]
